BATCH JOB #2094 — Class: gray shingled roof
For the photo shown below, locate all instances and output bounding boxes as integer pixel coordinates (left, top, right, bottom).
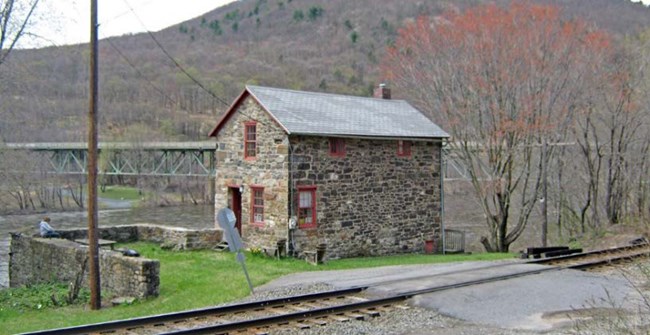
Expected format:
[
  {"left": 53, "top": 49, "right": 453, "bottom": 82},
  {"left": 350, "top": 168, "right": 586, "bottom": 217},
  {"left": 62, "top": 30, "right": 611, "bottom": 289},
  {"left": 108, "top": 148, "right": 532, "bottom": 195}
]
[{"left": 246, "top": 85, "right": 449, "bottom": 139}]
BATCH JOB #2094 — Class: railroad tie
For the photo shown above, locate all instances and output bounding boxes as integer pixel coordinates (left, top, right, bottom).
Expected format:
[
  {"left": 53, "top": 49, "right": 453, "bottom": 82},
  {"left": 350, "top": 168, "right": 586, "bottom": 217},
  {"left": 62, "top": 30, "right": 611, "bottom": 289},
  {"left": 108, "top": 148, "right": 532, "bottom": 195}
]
[
  {"left": 294, "top": 322, "right": 311, "bottom": 329},
  {"left": 360, "top": 308, "right": 381, "bottom": 317},
  {"left": 302, "top": 302, "right": 328, "bottom": 309},
  {"left": 344, "top": 295, "right": 369, "bottom": 302},
  {"left": 344, "top": 312, "right": 366, "bottom": 320},
  {"left": 329, "top": 315, "right": 350, "bottom": 322},
  {"left": 309, "top": 318, "right": 328, "bottom": 326},
  {"left": 286, "top": 304, "right": 310, "bottom": 312}
]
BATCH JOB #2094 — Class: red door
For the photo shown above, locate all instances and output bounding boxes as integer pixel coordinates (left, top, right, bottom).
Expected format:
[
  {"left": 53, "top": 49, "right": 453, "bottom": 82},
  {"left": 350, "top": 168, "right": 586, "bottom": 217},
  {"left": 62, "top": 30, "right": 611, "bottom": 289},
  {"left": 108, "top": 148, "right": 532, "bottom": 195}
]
[{"left": 230, "top": 187, "right": 242, "bottom": 235}]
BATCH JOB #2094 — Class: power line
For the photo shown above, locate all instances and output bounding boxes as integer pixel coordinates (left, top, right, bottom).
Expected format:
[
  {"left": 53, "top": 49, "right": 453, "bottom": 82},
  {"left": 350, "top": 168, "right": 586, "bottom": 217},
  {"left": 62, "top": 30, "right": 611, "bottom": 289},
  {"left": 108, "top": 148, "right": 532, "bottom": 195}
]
[
  {"left": 120, "top": 0, "right": 230, "bottom": 107},
  {"left": 102, "top": 35, "right": 177, "bottom": 105},
  {"left": 117, "top": 0, "right": 281, "bottom": 132}
]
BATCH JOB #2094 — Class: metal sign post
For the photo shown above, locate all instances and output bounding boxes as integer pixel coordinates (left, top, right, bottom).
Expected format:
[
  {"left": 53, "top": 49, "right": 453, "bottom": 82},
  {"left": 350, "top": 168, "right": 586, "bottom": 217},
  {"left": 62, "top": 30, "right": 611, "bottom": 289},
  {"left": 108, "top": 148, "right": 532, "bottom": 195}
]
[{"left": 217, "top": 208, "right": 254, "bottom": 294}]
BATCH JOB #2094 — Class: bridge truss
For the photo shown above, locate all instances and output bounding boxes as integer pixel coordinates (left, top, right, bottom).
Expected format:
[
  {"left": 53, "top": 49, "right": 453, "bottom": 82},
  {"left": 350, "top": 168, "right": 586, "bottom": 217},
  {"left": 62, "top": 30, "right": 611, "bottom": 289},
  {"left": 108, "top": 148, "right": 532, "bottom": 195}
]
[{"left": 4, "top": 142, "right": 217, "bottom": 177}]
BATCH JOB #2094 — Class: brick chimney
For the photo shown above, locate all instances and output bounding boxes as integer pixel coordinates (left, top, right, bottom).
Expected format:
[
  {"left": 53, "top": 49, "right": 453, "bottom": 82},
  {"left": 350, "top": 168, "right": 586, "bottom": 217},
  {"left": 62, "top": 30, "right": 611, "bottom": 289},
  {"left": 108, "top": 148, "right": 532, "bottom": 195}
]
[{"left": 373, "top": 83, "right": 391, "bottom": 99}]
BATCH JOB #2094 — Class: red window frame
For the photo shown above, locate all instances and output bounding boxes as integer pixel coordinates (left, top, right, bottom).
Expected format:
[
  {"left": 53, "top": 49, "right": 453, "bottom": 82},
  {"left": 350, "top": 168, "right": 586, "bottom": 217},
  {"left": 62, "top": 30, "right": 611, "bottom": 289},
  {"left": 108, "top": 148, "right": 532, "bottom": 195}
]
[
  {"left": 329, "top": 138, "right": 346, "bottom": 157},
  {"left": 250, "top": 186, "right": 264, "bottom": 225},
  {"left": 244, "top": 121, "right": 257, "bottom": 160},
  {"left": 397, "top": 140, "right": 412, "bottom": 157},
  {"left": 297, "top": 186, "right": 317, "bottom": 229}
]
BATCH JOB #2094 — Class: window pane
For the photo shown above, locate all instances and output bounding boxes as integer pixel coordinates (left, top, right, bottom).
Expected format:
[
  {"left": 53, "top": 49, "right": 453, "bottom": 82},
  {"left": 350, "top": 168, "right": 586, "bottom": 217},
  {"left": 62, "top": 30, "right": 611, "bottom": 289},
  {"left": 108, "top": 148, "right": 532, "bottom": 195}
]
[
  {"left": 246, "top": 125, "right": 256, "bottom": 140},
  {"left": 329, "top": 138, "right": 344, "bottom": 154},
  {"left": 246, "top": 142, "right": 256, "bottom": 156},
  {"left": 254, "top": 213, "right": 263, "bottom": 222},
  {"left": 303, "top": 208, "right": 312, "bottom": 223},
  {"left": 299, "top": 208, "right": 312, "bottom": 222},
  {"left": 299, "top": 191, "right": 312, "bottom": 207}
]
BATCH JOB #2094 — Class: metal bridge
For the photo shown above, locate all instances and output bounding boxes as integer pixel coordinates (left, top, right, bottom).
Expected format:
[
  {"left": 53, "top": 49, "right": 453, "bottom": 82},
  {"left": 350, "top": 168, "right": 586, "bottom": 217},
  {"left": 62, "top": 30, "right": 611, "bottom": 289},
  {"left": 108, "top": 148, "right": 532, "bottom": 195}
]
[
  {"left": 3, "top": 142, "right": 474, "bottom": 180},
  {"left": 3, "top": 142, "right": 217, "bottom": 177}
]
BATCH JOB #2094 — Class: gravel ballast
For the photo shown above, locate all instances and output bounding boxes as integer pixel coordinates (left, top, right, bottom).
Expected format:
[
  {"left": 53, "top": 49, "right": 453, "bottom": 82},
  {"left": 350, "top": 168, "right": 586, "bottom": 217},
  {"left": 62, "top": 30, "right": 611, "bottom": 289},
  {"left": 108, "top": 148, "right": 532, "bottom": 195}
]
[{"left": 233, "top": 261, "right": 650, "bottom": 334}]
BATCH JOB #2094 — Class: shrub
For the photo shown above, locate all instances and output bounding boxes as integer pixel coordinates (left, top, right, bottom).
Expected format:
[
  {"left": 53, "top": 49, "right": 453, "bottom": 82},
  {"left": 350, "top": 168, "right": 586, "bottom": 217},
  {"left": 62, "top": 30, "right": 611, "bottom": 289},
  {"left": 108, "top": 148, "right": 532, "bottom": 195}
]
[
  {"left": 308, "top": 6, "right": 324, "bottom": 21},
  {"left": 293, "top": 10, "right": 304, "bottom": 22}
]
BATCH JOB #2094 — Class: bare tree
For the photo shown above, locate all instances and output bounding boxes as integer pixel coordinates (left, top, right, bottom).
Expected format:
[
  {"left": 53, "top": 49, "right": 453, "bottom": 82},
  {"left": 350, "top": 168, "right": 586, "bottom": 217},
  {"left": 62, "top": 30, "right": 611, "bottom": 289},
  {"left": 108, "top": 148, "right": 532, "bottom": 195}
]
[
  {"left": 381, "top": 3, "right": 614, "bottom": 251},
  {"left": 0, "top": 0, "right": 41, "bottom": 67}
]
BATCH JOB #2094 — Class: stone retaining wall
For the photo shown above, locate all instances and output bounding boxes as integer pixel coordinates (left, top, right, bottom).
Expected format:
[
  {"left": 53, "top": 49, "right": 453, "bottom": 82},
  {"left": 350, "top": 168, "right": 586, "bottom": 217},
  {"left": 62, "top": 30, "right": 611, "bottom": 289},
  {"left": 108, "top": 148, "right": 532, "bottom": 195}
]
[
  {"left": 10, "top": 224, "right": 223, "bottom": 298},
  {"left": 9, "top": 234, "right": 159, "bottom": 298},
  {"left": 56, "top": 224, "right": 223, "bottom": 251}
]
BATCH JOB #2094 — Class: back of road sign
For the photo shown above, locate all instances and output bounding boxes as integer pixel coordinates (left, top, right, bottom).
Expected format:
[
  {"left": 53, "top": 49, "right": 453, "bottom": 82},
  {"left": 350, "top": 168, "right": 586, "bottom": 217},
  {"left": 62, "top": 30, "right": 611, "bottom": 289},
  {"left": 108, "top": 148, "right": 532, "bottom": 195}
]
[
  {"left": 216, "top": 207, "right": 254, "bottom": 293},
  {"left": 217, "top": 208, "right": 244, "bottom": 252}
]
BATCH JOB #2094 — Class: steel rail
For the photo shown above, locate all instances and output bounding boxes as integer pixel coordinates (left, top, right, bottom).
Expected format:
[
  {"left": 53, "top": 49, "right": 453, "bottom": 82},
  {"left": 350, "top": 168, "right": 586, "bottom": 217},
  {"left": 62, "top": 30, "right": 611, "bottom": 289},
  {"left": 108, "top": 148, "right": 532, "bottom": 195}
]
[
  {"left": 19, "top": 287, "right": 366, "bottom": 335},
  {"left": 163, "top": 294, "right": 409, "bottom": 335},
  {"left": 526, "top": 243, "right": 650, "bottom": 266}
]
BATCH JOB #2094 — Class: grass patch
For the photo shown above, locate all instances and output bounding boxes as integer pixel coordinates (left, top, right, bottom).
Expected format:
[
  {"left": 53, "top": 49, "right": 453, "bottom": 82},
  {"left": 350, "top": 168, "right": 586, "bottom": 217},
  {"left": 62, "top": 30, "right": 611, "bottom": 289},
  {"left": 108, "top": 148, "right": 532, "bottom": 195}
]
[
  {"left": 98, "top": 186, "right": 142, "bottom": 201},
  {"left": 0, "top": 283, "right": 90, "bottom": 312},
  {"left": 1, "top": 243, "right": 513, "bottom": 334}
]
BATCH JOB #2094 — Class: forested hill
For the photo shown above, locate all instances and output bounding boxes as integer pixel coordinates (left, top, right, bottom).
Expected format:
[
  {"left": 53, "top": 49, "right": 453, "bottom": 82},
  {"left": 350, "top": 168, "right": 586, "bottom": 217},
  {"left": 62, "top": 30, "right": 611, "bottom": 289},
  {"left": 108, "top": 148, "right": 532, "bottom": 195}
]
[{"left": 1, "top": 0, "right": 649, "bottom": 142}]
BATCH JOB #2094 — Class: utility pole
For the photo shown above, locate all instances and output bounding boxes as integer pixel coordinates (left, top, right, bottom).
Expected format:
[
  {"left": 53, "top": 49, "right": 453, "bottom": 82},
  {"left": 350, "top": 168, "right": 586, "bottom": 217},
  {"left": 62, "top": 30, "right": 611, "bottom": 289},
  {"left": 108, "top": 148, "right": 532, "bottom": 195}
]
[
  {"left": 541, "top": 139, "right": 548, "bottom": 248},
  {"left": 87, "top": 0, "right": 101, "bottom": 310}
]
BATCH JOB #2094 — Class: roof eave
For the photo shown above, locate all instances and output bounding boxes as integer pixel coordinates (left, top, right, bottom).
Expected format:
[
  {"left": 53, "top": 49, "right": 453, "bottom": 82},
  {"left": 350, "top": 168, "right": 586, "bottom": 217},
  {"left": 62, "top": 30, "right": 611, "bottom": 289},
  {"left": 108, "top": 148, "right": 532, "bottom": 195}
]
[
  {"left": 288, "top": 132, "right": 449, "bottom": 141},
  {"left": 208, "top": 87, "right": 291, "bottom": 137},
  {"left": 246, "top": 86, "right": 291, "bottom": 135},
  {"left": 208, "top": 89, "right": 250, "bottom": 137}
]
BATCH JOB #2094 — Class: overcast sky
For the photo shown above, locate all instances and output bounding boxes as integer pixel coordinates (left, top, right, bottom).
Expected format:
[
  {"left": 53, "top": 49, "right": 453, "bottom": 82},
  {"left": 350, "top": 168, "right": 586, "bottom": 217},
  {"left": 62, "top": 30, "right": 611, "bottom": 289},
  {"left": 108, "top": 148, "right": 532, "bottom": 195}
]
[
  {"left": 21, "top": 0, "right": 650, "bottom": 49},
  {"left": 23, "top": 0, "right": 235, "bottom": 48}
]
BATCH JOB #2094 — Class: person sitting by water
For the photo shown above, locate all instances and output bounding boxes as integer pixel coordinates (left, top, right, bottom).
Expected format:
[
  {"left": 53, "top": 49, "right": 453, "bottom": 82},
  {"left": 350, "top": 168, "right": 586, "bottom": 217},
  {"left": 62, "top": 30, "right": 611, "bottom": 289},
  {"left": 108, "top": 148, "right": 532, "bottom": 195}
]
[{"left": 39, "top": 217, "right": 61, "bottom": 238}]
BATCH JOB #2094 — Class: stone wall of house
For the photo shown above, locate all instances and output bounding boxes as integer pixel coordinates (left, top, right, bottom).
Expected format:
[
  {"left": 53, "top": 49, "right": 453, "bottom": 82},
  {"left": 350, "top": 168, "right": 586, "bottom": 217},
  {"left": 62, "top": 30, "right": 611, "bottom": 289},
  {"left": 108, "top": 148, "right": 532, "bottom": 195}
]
[
  {"left": 213, "top": 97, "right": 290, "bottom": 248},
  {"left": 56, "top": 224, "right": 222, "bottom": 251},
  {"left": 9, "top": 234, "right": 159, "bottom": 298},
  {"left": 290, "top": 136, "right": 443, "bottom": 259}
]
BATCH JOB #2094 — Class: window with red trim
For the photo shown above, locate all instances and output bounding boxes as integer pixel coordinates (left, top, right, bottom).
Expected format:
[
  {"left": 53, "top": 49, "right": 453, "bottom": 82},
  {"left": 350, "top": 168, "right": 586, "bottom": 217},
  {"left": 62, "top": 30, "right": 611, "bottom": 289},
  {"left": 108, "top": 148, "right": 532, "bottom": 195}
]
[
  {"left": 244, "top": 122, "right": 257, "bottom": 159},
  {"left": 397, "top": 140, "right": 412, "bottom": 157},
  {"left": 297, "top": 186, "right": 316, "bottom": 228},
  {"left": 251, "top": 186, "right": 264, "bottom": 224},
  {"left": 329, "top": 138, "right": 345, "bottom": 157}
]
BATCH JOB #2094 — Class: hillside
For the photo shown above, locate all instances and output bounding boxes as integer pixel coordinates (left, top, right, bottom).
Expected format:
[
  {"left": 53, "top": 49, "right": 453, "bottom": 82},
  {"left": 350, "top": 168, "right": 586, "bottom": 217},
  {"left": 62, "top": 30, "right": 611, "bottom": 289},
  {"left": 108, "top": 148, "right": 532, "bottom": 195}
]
[{"left": 1, "top": 0, "right": 649, "bottom": 142}]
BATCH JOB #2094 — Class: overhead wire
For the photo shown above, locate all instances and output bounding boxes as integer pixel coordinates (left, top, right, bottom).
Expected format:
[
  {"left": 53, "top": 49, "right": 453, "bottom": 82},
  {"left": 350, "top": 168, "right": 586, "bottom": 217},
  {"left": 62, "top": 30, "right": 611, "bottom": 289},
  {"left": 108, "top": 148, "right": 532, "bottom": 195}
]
[
  {"left": 101, "top": 35, "right": 177, "bottom": 105},
  {"left": 112, "top": 0, "right": 280, "bottom": 132},
  {"left": 68, "top": 1, "right": 178, "bottom": 106},
  {"left": 120, "top": 0, "right": 230, "bottom": 107}
]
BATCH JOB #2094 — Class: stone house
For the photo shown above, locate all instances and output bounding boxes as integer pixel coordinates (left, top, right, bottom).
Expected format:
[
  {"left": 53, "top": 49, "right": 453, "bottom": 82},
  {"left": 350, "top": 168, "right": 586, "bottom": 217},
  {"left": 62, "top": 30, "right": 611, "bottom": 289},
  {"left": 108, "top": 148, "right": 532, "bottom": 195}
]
[{"left": 208, "top": 85, "right": 449, "bottom": 259}]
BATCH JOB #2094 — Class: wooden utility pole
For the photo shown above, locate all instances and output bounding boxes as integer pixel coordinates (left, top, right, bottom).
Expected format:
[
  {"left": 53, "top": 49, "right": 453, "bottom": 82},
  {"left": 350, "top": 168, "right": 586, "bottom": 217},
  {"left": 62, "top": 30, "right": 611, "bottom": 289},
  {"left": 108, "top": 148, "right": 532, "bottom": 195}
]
[
  {"left": 541, "top": 139, "right": 548, "bottom": 248},
  {"left": 87, "top": 0, "right": 101, "bottom": 310}
]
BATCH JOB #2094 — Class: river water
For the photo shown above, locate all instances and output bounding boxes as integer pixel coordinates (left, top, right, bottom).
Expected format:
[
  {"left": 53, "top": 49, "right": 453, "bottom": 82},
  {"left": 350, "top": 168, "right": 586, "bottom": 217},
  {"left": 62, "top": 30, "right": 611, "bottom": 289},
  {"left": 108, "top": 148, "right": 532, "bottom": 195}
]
[
  {"left": 0, "top": 204, "right": 215, "bottom": 288},
  {"left": 0, "top": 204, "right": 215, "bottom": 235}
]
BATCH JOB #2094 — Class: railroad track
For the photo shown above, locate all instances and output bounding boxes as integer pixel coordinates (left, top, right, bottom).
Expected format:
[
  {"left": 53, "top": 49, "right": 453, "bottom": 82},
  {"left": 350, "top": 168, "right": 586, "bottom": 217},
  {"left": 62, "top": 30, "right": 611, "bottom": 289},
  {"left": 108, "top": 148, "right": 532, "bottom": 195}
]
[
  {"left": 24, "top": 243, "right": 650, "bottom": 335},
  {"left": 527, "top": 242, "right": 650, "bottom": 270},
  {"left": 23, "top": 287, "right": 376, "bottom": 335}
]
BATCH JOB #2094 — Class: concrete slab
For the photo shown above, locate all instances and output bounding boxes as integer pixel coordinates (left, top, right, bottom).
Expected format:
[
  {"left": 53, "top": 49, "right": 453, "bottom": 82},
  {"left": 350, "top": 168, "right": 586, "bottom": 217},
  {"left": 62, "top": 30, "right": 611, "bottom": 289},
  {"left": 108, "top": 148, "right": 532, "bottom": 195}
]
[{"left": 258, "top": 260, "right": 643, "bottom": 331}]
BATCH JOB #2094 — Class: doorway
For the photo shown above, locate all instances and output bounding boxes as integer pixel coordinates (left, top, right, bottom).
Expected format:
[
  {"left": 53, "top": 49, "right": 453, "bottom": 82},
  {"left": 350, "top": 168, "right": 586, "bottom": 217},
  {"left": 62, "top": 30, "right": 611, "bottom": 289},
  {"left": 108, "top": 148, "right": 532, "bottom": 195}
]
[{"left": 229, "top": 186, "right": 242, "bottom": 235}]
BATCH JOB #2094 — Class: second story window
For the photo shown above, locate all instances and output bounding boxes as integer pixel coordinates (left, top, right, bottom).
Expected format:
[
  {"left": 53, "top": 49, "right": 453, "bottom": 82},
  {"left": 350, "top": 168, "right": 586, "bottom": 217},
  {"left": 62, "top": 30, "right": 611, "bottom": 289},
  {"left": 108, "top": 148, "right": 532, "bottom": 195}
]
[
  {"left": 397, "top": 140, "right": 412, "bottom": 157},
  {"left": 329, "top": 138, "right": 346, "bottom": 157},
  {"left": 244, "top": 121, "right": 257, "bottom": 159}
]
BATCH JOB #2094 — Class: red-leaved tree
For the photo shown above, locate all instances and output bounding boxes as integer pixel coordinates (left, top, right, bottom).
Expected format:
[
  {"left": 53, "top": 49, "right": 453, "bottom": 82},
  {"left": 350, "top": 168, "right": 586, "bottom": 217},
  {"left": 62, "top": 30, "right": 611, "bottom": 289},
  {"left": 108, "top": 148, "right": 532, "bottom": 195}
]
[{"left": 381, "top": 3, "right": 613, "bottom": 252}]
